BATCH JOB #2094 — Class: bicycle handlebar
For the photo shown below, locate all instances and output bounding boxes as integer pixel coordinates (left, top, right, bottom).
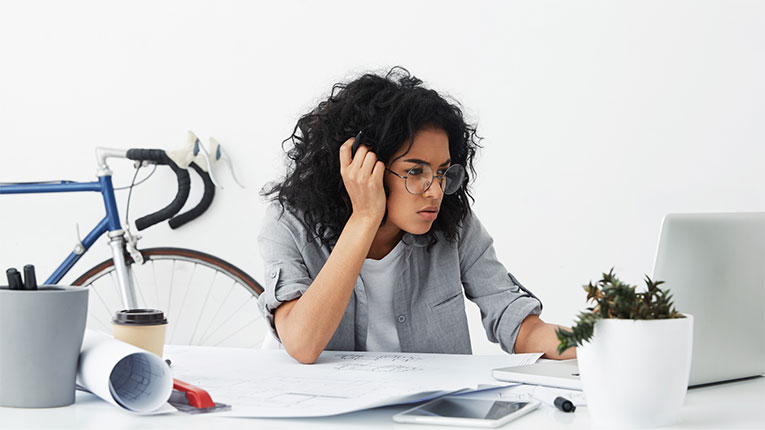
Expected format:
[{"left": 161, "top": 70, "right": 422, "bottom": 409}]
[
  {"left": 126, "top": 149, "right": 191, "bottom": 231},
  {"left": 168, "top": 162, "right": 215, "bottom": 229}
]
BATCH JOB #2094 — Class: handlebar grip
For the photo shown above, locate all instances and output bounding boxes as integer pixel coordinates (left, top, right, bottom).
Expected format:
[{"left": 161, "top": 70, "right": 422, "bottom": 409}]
[
  {"left": 126, "top": 148, "right": 166, "bottom": 164},
  {"left": 126, "top": 148, "right": 191, "bottom": 231},
  {"left": 168, "top": 162, "right": 215, "bottom": 229}
]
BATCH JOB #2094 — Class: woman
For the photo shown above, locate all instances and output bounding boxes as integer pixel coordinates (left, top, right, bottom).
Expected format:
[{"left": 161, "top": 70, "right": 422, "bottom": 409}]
[{"left": 259, "top": 67, "right": 575, "bottom": 364}]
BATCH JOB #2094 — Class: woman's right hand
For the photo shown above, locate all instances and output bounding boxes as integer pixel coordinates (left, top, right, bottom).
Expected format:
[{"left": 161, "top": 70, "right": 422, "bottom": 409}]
[{"left": 339, "top": 137, "right": 387, "bottom": 226}]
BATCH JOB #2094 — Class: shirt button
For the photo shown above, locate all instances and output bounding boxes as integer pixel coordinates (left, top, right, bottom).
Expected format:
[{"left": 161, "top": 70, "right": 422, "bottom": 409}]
[
  {"left": 270, "top": 271, "right": 277, "bottom": 278},
  {"left": 397, "top": 315, "right": 406, "bottom": 323}
]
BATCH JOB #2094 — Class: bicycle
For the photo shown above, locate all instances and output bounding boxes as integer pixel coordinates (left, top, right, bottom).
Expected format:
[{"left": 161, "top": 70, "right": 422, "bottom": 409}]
[{"left": 0, "top": 133, "right": 265, "bottom": 348}]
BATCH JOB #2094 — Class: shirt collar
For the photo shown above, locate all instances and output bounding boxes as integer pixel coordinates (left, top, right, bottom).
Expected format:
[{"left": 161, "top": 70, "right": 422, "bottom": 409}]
[{"left": 402, "top": 232, "right": 430, "bottom": 247}]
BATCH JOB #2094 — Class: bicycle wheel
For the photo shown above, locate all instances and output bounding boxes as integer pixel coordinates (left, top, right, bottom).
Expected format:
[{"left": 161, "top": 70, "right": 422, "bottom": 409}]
[{"left": 72, "top": 247, "right": 267, "bottom": 348}]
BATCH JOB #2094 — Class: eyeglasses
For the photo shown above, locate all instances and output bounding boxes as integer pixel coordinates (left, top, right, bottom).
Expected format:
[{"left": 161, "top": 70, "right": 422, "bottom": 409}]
[{"left": 386, "top": 163, "right": 465, "bottom": 195}]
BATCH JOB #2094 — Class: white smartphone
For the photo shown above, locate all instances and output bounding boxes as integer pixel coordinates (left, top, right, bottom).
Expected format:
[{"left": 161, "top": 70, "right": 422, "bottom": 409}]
[{"left": 393, "top": 396, "right": 540, "bottom": 428}]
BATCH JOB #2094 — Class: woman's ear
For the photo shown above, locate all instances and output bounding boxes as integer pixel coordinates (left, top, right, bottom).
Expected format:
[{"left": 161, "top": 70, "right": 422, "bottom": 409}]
[{"left": 379, "top": 183, "right": 389, "bottom": 227}]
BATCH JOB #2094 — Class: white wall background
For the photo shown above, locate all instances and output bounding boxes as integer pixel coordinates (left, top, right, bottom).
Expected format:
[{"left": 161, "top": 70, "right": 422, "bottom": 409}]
[{"left": 1, "top": 0, "right": 763, "bottom": 354}]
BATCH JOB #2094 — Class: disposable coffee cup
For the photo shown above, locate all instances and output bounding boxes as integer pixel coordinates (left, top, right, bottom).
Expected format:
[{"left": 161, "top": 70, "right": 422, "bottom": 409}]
[
  {"left": 112, "top": 309, "right": 168, "bottom": 357},
  {"left": 0, "top": 285, "right": 88, "bottom": 408}
]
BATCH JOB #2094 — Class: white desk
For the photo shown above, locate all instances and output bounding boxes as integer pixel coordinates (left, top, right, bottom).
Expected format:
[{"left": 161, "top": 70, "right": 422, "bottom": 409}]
[{"left": 1, "top": 376, "right": 762, "bottom": 429}]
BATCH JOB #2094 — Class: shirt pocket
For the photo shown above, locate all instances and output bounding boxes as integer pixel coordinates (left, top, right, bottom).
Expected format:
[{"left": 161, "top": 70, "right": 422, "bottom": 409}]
[
  {"left": 423, "top": 287, "right": 470, "bottom": 353},
  {"left": 431, "top": 291, "right": 464, "bottom": 308}
]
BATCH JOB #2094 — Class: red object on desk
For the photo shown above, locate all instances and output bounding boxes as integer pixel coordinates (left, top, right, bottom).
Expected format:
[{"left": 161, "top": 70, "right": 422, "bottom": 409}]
[{"left": 172, "top": 378, "right": 215, "bottom": 409}]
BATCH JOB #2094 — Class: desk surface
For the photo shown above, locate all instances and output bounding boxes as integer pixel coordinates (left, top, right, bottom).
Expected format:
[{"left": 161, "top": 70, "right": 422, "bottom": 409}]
[{"left": 1, "top": 376, "right": 763, "bottom": 429}]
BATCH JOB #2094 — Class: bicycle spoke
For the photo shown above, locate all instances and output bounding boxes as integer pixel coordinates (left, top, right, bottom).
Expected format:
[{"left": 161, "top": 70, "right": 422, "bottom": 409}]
[
  {"left": 131, "top": 268, "right": 147, "bottom": 309},
  {"left": 198, "top": 279, "right": 238, "bottom": 344},
  {"left": 92, "top": 278, "right": 117, "bottom": 319},
  {"left": 83, "top": 279, "right": 118, "bottom": 335},
  {"left": 75, "top": 248, "right": 264, "bottom": 347},
  {"left": 109, "top": 271, "right": 122, "bottom": 309},
  {"left": 166, "top": 259, "right": 176, "bottom": 322},
  {"left": 151, "top": 260, "right": 160, "bottom": 308},
  {"left": 212, "top": 315, "right": 262, "bottom": 347},
  {"left": 199, "top": 295, "right": 254, "bottom": 345},
  {"left": 168, "top": 262, "right": 197, "bottom": 344},
  {"left": 88, "top": 311, "right": 111, "bottom": 333},
  {"left": 189, "top": 271, "right": 218, "bottom": 345}
]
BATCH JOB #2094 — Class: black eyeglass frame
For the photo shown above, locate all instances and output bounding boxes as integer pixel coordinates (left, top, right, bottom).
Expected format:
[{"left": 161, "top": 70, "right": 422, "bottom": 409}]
[{"left": 385, "top": 163, "right": 465, "bottom": 196}]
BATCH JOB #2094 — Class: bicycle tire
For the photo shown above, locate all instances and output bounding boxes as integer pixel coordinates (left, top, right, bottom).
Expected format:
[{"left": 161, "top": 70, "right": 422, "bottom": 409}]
[{"left": 72, "top": 247, "right": 267, "bottom": 348}]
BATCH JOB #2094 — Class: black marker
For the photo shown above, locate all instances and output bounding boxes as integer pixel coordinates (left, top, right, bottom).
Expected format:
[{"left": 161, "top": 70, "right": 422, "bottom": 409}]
[
  {"left": 6, "top": 268, "right": 23, "bottom": 290},
  {"left": 553, "top": 396, "right": 576, "bottom": 413},
  {"left": 23, "top": 264, "right": 37, "bottom": 290},
  {"left": 533, "top": 390, "right": 576, "bottom": 413}
]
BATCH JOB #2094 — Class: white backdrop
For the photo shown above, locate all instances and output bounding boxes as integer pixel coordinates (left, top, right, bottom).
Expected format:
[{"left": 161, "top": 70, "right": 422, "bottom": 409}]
[{"left": 1, "top": 0, "right": 763, "bottom": 354}]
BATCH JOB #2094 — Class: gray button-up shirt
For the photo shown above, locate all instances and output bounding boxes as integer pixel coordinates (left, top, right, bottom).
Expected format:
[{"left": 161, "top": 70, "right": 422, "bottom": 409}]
[{"left": 257, "top": 203, "right": 542, "bottom": 354}]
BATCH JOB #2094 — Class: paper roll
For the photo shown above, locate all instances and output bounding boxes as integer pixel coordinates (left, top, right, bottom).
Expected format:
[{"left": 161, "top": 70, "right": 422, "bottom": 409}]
[{"left": 76, "top": 329, "right": 173, "bottom": 413}]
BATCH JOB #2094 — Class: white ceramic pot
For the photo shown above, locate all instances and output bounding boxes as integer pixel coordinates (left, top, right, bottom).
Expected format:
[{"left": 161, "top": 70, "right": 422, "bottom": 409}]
[{"left": 577, "top": 314, "right": 693, "bottom": 429}]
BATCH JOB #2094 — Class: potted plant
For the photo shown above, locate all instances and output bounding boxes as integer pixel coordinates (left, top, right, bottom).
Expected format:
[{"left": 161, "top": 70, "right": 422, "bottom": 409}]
[{"left": 556, "top": 269, "right": 693, "bottom": 429}]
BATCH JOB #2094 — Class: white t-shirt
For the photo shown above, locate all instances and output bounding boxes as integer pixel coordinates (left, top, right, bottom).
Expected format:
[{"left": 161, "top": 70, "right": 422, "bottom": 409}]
[{"left": 360, "top": 240, "right": 406, "bottom": 352}]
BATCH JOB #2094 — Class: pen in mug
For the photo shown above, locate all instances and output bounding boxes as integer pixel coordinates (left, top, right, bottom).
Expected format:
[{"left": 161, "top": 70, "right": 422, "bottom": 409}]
[
  {"left": 532, "top": 388, "right": 576, "bottom": 413},
  {"left": 6, "top": 268, "right": 23, "bottom": 290},
  {"left": 23, "top": 264, "right": 37, "bottom": 290}
]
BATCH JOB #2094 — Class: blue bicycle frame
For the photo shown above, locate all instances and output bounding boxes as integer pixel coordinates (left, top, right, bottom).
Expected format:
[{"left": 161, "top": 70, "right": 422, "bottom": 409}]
[{"left": 0, "top": 173, "right": 138, "bottom": 307}]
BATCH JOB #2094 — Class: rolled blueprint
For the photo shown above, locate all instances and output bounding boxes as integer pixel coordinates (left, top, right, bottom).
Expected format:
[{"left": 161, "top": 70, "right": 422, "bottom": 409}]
[{"left": 76, "top": 329, "right": 173, "bottom": 413}]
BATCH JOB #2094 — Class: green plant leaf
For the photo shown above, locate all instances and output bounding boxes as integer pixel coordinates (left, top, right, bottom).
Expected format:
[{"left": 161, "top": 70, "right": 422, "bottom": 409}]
[{"left": 558, "top": 269, "right": 684, "bottom": 354}]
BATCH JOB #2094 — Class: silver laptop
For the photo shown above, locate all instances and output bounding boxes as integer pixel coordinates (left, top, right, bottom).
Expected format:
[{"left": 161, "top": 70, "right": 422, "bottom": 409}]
[{"left": 494, "top": 212, "right": 765, "bottom": 388}]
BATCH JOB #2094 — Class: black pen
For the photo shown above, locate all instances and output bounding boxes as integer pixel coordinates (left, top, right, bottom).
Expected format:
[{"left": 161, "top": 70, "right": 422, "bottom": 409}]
[
  {"left": 23, "top": 264, "right": 37, "bottom": 290},
  {"left": 6, "top": 268, "right": 23, "bottom": 290},
  {"left": 553, "top": 396, "right": 576, "bottom": 413},
  {"left": 351, "top": 130, "right": 364, "bottom": 158},
  {"left": 533, "top": 390, "right": 576, "bottom": 413}
]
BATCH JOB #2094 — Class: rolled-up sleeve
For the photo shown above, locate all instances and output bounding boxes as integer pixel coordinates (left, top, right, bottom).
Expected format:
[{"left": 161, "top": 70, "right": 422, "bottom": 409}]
[
  {"left": 458, "top": 212, "right": 543, "bottom": 353},
  {"left": 256, "top": 204, "right": 314, "bottom": 341}
]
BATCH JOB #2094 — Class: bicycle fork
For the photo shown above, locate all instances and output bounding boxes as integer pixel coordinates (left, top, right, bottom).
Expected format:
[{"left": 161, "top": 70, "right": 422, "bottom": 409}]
[{"left": 106, "top": 231, "right": 140, "bottom": 309}]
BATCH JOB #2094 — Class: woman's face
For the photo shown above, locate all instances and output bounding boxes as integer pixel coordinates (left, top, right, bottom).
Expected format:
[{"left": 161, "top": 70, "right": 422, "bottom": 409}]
[{"left": 383, "top": 127, "right": 451, "bottom": 236}]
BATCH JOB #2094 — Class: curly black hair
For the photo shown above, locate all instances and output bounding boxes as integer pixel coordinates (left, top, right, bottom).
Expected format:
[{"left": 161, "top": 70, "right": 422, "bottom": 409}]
[{"left": 262, "top": 67, "right": 481, "bottom": 248}]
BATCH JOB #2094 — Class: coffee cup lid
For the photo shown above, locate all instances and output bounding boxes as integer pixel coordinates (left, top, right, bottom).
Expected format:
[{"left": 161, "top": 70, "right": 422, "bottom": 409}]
[{"left": 113, "top": 309, "right": 168, "bottom": 325}]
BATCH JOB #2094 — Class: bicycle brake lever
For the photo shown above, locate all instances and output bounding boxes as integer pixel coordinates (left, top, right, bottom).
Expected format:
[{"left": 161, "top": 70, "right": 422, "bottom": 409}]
[
  {"left": 192, "top": 139, "right": 223, "bottom": 189},
  {"left": 166, "top": 131, "right": 199, "bottom": 170},
  {"left": 209, "top": 137, "right": 245, "bottom": 189}
]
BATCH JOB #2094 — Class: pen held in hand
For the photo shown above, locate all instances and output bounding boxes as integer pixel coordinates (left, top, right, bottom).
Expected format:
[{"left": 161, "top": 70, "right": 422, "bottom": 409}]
[{"left": 351, "top": 130, "right": 364, "bottom": 158}]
